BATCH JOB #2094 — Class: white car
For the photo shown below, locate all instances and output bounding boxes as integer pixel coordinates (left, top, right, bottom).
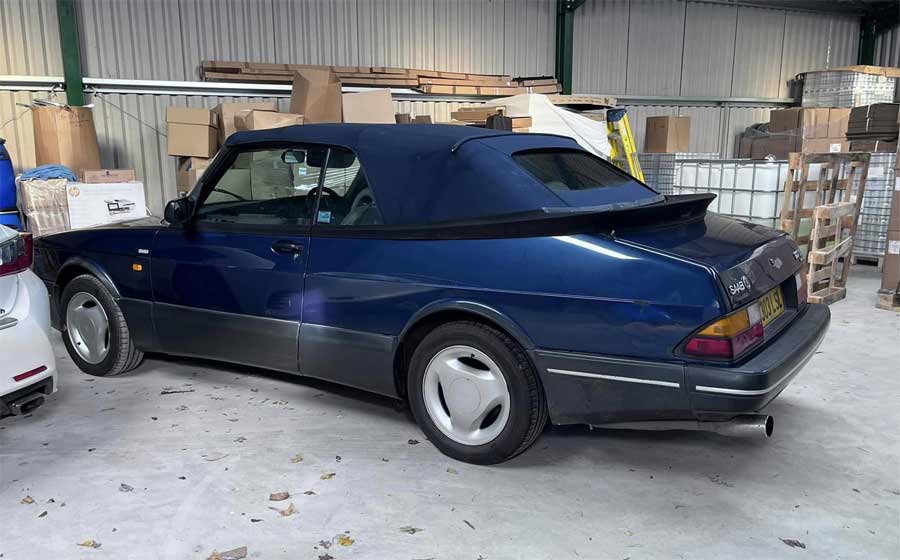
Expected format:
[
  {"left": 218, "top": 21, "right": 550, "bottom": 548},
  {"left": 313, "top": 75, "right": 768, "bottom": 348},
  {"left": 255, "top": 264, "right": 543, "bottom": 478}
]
[{"left": 0, "top": 225, "right": 56, "bottom": 418}]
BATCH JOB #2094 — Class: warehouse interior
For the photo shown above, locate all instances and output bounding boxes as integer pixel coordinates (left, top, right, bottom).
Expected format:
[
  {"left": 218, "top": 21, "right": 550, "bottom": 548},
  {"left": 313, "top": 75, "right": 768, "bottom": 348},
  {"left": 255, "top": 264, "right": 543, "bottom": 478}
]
[{"left": 1, "top": 1, "right": 899, "bottom": 558}]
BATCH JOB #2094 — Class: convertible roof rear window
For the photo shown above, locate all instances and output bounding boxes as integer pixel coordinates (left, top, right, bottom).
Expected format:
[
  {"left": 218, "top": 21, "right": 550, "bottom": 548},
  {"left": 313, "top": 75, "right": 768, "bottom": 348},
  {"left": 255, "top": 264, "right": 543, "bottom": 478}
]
[{"left": 512, "top": 149, "right": 639, "bottom": 192}]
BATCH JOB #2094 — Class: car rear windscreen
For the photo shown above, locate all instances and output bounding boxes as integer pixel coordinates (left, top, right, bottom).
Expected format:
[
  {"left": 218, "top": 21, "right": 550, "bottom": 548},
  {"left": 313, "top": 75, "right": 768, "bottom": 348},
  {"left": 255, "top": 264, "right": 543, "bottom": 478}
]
[{"left": 512, "top": 148, "right": 659, "bottom": 209}]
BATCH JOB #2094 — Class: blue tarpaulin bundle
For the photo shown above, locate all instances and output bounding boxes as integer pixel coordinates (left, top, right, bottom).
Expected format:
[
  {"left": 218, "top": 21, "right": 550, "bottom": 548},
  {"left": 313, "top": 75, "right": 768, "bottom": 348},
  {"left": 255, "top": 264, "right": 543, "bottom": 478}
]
[{"left": 20, "top": 164, "right": 78, "bottom": 182}]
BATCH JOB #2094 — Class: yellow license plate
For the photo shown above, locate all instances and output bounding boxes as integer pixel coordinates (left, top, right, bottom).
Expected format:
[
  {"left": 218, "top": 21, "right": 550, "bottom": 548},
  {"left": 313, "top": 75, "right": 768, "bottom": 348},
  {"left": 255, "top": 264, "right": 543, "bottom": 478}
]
[{"left": 759, "top": 287, "right": 785, "bottom": 326}]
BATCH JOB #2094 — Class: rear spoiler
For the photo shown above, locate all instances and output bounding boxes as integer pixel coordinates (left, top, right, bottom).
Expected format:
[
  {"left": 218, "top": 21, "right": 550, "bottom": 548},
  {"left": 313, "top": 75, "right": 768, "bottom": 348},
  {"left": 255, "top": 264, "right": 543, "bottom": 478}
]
[{"left": 313, "top": 193, "right": 716, "bottom": 240}]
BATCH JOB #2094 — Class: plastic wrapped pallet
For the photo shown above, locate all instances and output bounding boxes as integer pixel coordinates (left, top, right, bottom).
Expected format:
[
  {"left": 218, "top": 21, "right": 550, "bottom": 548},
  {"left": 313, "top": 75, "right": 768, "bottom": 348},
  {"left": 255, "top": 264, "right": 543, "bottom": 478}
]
[
  {"left": 854, "top": 152, "right": 896, "bottom": 259},
  {"left": 801, "top": 70, "right": 898, "bottom": 108},
  {"left": 15, "top": 178, "right": 70, "bottom": 237}
]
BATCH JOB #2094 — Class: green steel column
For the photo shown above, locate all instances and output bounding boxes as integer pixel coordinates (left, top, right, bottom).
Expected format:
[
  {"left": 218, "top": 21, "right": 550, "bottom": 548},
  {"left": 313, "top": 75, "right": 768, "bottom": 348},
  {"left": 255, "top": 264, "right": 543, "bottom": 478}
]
[
  {"left": 555, "top": 0, "right": 585, "bottom": 95},
  {"left": 858, "top": 3, "right": 900, "bottom": 65},
  {"left": 56, "top": 0, "right": 84, "bottom": 106}
]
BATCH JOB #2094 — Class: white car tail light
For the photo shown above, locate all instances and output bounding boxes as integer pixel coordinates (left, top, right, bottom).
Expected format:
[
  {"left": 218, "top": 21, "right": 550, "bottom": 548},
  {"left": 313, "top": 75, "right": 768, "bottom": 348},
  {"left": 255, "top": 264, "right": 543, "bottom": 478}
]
[{"left": 0, "top": 233, "right": 33, "bottom": 277}]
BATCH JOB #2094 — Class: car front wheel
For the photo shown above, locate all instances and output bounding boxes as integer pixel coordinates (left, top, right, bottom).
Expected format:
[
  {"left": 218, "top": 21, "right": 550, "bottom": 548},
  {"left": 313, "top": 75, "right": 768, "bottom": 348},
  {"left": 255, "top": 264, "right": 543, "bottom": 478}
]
[
  {"left": 407, "top": 321, "right": 548, "bottom": 464},
  {"left": 61, "top": 274, "right": 144, "bottom": 377}
]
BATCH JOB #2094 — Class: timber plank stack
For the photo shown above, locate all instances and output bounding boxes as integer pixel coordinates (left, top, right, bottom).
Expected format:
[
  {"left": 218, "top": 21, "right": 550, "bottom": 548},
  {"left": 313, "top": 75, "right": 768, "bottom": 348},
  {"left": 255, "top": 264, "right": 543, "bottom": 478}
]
[{"left": 201, "top": 61, "right": 562, "bottom": 95}]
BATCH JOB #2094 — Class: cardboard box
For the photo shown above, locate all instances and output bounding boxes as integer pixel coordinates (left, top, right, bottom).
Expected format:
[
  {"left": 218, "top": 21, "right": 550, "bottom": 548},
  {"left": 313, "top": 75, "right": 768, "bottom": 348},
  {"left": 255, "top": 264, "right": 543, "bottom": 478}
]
[
  {"left": 175, "top": 156, "right": 212, "bottom": 191},
  {"left": 883, "top": 227, "right": 900, "bottom": 292},
  {"left": 166, "top": 107, "right": 218, "bottom": 158},
  {"left": 213, "top": 102, "right": 277, "bottom": 143},
  {"left": 849, "top": 139, "right": 898, "bottom": 152},
  {"left": 828, "top": 108, "right": 851, "bottom": 138},
  {"left": 80, "top": 169, "right": 136, "bottom": 183},
  {"left": 395, "top": 113, "right": 412, "bottom": 124},
  {"left": 66, "top": 181, "right": 147, "bottom": 229},
  {"left": 234, "top": 110, "right": 304, "bottom": 131},
  {"left": 341, "top": 90, "right": 395, "bottom": 124},
  {"left": 644, "top": 116, "right": 690, "bottom": 153},
  {"left": 769, "top": 107, "right": 830, "bottom": 138},
  {"left": 413, "top": 115, "right": 432, "bottom": 124},
  {"left": 751, "top": 135, "right": 800, "bottom": 159},
  {"left": 290, "top": 69, "right": 342, "bottom": 124},
  {"left": 802, "top": 137, "right": 849, "bottom": 154},
  {"left": 32, "top": 106, "right": 102, "bottom": 174},
  {"left": 738, "top": 133, "right": 754, "bottom": 158}
]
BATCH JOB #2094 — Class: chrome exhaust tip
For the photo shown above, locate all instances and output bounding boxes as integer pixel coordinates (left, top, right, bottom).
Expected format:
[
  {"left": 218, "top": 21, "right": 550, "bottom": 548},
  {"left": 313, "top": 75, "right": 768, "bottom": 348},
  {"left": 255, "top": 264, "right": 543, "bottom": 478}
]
[{"left": 592, "top": 414, "right": 774, "bottom": 439}]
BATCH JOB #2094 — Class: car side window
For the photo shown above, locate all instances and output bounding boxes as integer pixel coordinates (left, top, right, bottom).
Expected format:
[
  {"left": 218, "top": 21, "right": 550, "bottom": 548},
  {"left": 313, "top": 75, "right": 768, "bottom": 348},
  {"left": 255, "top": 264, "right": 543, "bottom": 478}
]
[
  {"left": 314, "top": 147, "right": 383, "bottom": 227},
  {"left": 195, "top": 147, "right": 325, "bottom": 227}
]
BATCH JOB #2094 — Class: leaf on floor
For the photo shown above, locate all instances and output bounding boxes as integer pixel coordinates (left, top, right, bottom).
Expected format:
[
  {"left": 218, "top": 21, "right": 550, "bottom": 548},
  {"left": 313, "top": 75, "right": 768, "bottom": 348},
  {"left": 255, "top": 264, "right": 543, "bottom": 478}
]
[
  {"left": 318, "top": 555, "right": 334, "bottom": 560},
  {"left": 269, "top": 491, "right": 290, "bottom": 501},
  {"left": 337, "top": 535, "right": 354, "bottom": 547},
  {"left": 463, "top": 519, "right": 475, "bottom": 530},
  {"left": 780, "top": 539, "right": 806, "bottom": 549},
  {"left": 207, "top": 546, "right": 247, "bottom": 560},
  {"left": 320, "top": 472, "right": 336, "bottom": 480},
  {"left": 20, "top": 496, "right": 34, "bottom": 504},
  {"left": 233, "top": 436, "right": 247, "bottom": 443},
  {"left": 290, "top": 454, "right": 304, "bottom": 463},
  {"left": 119, "top": 483, "right": 134, "bottom": 492},
  {"left": 77, "top": 540, "right": 101, "bottom": 549},
  {"left": 399, "top": 526, "right": 424, "bottom": 535},
  {"left": 268, "top": 502, "right": 297, "bottom": 517},
  {"left": 408, "top": 439, "right": 420, "bottom": 445},
  {"left": 38, "top": 511, "right": 48, "bottom": 518},
  {"left": 447, "top": 467, "right": 458, "bottom": 474},
  {"left": 303, "top": 490, "right": 316, "bottom": 495}
]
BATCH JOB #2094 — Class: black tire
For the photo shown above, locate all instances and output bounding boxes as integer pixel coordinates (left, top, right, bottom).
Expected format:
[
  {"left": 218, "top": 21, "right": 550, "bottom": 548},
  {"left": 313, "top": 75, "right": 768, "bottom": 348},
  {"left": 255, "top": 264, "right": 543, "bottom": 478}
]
[
  {"left": 407, "top": 321, "right": 548, "bottom": 465},
  {"left": 60, "top": 274, "right": 144, "bottom": 377}
]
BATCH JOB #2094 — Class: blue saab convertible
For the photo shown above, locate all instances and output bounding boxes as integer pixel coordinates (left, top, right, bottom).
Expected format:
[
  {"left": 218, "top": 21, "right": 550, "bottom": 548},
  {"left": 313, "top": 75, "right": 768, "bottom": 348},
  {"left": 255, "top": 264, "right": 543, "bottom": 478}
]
[{"left": 34, "top": 124, "right": 829, "bottom": 464}]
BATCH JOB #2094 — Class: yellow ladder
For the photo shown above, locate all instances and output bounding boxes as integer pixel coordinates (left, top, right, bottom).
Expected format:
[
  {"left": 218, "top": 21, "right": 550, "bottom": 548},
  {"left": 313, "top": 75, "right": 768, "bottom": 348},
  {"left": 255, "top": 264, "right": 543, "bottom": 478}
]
[{"left": 606, "top": 108, "right": 644, "bottom": 182}]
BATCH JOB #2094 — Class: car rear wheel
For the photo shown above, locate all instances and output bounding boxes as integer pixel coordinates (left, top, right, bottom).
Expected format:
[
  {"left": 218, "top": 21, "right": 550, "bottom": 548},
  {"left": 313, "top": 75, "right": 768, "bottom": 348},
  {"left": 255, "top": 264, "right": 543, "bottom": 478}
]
[
  {"left": 61, "top": 274, "right": 143, "bottom": 377},
  {"left": 407, "top": 321, "right": 548, "bottom": 464}
]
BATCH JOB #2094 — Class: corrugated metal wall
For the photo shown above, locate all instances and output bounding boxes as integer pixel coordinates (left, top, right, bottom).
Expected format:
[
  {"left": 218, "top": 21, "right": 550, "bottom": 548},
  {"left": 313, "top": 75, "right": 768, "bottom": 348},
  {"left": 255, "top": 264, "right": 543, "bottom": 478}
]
[
  {"left": 73, "top": 0, "right": 555, "bottom": 81},
  {"left": 1, "top": 0, "right": 870, "bottom": 210},
  {"left": 874, "top": 23, "right": 900, "bottom": 68},
  {"left": 574, "top": 1, "right": 860, "bottom": 99}
]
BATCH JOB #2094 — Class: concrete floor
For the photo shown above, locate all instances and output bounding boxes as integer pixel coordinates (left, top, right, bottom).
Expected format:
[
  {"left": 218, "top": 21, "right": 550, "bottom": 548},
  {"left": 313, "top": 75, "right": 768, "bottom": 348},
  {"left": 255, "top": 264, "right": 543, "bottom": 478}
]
[{"left": 1, "top": 268, "right": 898, "bottom": 560}]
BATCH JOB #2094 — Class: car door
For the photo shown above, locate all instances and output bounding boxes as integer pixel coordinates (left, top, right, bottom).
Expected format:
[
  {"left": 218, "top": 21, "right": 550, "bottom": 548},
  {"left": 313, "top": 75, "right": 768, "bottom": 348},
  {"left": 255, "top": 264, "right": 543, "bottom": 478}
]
[{"left": 151, "top": 145, "right": 325, "bottom": 373}]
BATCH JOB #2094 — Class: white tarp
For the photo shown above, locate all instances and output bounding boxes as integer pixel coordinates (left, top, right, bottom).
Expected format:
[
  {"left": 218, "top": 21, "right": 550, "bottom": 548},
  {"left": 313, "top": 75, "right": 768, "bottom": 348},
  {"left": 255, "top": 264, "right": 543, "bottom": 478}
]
[{"left": 483, "top": 94, "right": 611, "bottom": 158}]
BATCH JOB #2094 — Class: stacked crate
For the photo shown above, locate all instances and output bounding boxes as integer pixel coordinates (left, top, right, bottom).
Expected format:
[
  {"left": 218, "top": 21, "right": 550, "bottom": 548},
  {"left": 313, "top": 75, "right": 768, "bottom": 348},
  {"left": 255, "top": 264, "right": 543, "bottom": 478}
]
[
  {"left": 854, "top": 152, "right": 897, "bottom": 262},
  {"left": 637, "top": 153, "right": 719, "bottom": 195},
  {"left": 801, "top": 70, "right": 898, "bottom": 108},
  {"left": 672, "top": 159, "right": 789, "bottom": 228}
]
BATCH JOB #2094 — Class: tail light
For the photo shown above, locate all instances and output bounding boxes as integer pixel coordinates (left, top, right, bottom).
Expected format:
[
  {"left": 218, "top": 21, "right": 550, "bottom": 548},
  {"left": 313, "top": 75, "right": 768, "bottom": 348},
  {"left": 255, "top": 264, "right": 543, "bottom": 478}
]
[
  {"left": 0, "top": 233, "right": 34, "bottom": 277},
  {"left": 795, "top": 269, "right": 807, "bottom": 305},
  {"left": 685, "top": 302, "right": 765, "bottom": 360}
]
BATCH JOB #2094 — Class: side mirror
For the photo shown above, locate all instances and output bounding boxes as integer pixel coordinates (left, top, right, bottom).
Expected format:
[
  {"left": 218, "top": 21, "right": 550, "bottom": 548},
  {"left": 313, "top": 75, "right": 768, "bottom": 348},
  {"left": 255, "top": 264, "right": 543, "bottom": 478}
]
[{"left": 164, "top": 197, "right": 193, "bottom": 225}]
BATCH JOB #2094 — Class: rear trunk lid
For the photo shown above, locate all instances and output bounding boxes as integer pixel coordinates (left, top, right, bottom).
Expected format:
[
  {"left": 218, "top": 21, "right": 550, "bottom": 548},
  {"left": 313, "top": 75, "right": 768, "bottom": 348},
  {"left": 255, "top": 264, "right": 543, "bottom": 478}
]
[{"left": 616, "top": 212, "right": 802, "bottom": 310}]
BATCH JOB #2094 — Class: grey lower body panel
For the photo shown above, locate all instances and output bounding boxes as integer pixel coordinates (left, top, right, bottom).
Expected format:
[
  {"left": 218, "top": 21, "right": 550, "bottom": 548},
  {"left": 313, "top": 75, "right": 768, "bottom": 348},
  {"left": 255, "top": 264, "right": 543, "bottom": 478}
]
[
  {"left": 154, "top": 302, "right": 300, "bottom": 374},
  {"left": 299, "top": 323, "right": 398, "bottom": 398}
]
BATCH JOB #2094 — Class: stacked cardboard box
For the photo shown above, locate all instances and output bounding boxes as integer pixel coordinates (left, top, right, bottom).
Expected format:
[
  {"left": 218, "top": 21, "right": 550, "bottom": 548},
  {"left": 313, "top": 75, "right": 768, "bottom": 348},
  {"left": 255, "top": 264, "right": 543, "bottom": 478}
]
[
  {"left": 847, "top": 103, "right": 899, "bottom": 153},
  {"left": 878, "top": 117, "right": 900, "bottom": 310},
  {"left": 32, "top": 105, "right": 102, "bottom": 175},
  {"left": 449, "top": 107, "right": 532, "bottom": 132},
  {"left": 15, "top": 178, "right": 70, "bottom": 237},
  {"left": 739, "top": 107, "right": 851, "bottom": 159},
  {"left": 201, "top": 60, "right": 562, "bottom": 96},
  {"left": 166, "top": 107, "right": 218, "bottom": 158}
]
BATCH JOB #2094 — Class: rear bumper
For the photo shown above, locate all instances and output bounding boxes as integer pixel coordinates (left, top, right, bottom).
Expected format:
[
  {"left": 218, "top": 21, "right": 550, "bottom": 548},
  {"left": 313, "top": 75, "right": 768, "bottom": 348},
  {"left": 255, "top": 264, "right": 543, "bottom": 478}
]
[
  {"left": 1, "top": 270, "right": 58, "bottom": 418},
  {"left": 532, "top": 303, "right": 830, "bottom": 425}
]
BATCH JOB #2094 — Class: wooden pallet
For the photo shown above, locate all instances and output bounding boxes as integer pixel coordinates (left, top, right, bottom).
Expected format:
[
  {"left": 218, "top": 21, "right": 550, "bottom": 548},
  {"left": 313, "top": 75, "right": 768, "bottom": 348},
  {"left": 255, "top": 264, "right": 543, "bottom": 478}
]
[
  {"left": 807, "top": 202, "right": 856, "bottom": 304},
  {"left": 850, "top": 253, "right": 884, "bottom": 268},
  {"left": 876, "top": 289, "right": 900, "bottom": 312},
  {"left": 779, "top": 152, "right": 870, "bottom": 252}
]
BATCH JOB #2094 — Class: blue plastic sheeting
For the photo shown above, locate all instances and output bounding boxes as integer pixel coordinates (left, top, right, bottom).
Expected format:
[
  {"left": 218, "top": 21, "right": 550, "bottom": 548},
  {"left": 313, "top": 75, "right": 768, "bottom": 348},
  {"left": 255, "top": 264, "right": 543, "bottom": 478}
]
[{"left": 20, "top": 164, "right": 78, "bottom": 182}]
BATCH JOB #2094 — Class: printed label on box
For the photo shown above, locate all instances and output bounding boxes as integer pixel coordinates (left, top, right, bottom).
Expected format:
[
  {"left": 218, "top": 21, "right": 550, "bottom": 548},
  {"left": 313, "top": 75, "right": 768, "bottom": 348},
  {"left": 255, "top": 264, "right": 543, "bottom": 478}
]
[
  {"left": 66, "top": 182, "right": 147, "bottom": 230},
  {"left": 869, "top": 167, "right": 884, "bottom": 179},
  {"left": 829, "top": 143, "right": 841, "bottom": 153},
  {"left": 889, "top": 240, "right": 900, "bottom": 255}
]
